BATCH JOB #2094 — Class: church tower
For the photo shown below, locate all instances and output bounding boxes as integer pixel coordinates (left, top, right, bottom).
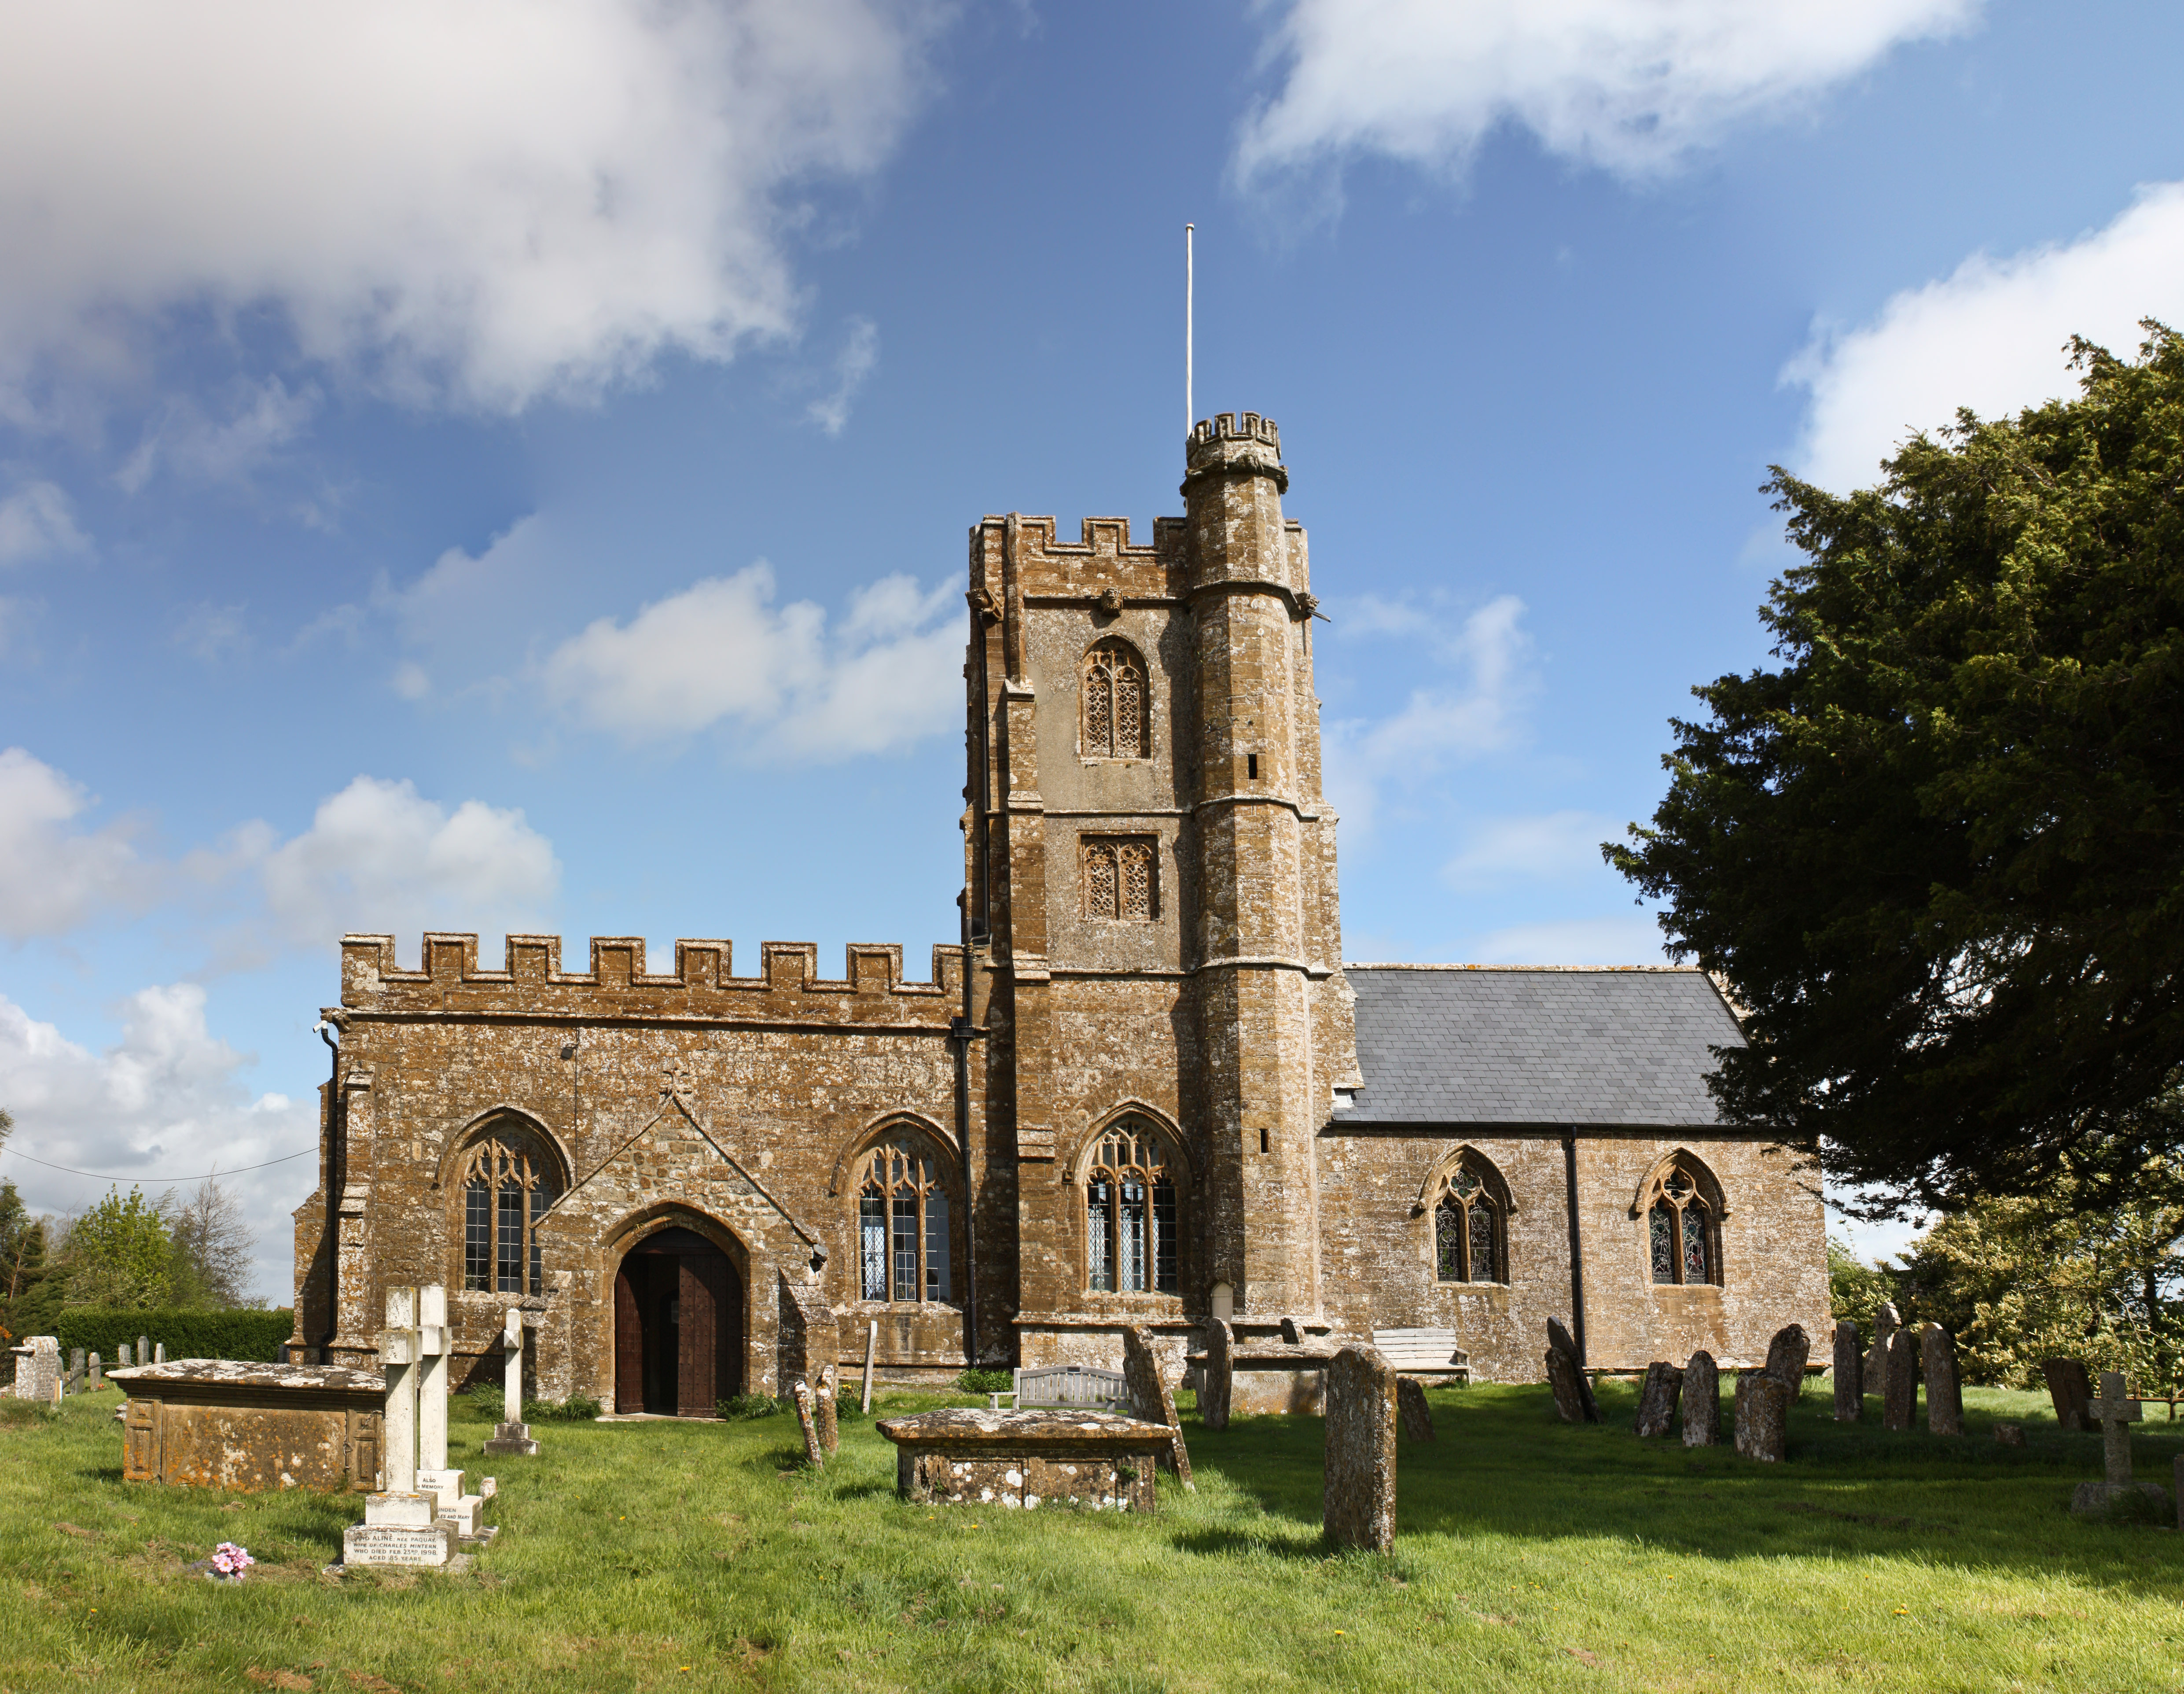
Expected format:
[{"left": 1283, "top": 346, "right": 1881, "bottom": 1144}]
[{"left": 964, "top": 412, "right": 1358, "bottom": 1370}]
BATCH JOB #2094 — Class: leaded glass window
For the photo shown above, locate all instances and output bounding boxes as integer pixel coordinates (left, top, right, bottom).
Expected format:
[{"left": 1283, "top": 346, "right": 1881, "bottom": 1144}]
[
  {"left": 1431, "top": 1159, "right": 1506, "bottom": 1284},
  {"left": 1643, "top": 1161, "right": 1720, "bottom": 1286},
  {"left": 857, "top": 1136, "right": 956, "bottom": 1306},
  {"left": 459, "top": 1132, "right": 560, "bottom": 1296},
  {"left": 1085, "top": 1119, "right": 1180, "bottom": 1295},
  {"left": 1084, "top": 641, "right": 1149, "bottom": 759}
]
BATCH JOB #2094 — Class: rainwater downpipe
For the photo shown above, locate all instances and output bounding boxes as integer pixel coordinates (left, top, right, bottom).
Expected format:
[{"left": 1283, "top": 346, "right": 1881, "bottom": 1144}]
[
  {"left": 1562, "top": 1130, "right": 1587, "bottom": 1366},
  {"left": 316, "top": 1019, "right": 342, "bottom": 1353},
  {"left": 954, "top": 890, "right": 980, "bottom": 1370}
]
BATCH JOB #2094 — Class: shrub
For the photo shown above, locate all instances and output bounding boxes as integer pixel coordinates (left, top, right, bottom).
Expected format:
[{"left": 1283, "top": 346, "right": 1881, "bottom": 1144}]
[
  {"left": 55, "top": 1309, "right": 294, "bottom": 1363},
  {"left": 522, "top": 1395, "right": 602, "bottom": 1422},
  {"left": 717, "top": 1394, "right": 784, "bottom": 1420},
  {"left": 956, "top": 1368, "right": 1013, "bottom": 1396}
]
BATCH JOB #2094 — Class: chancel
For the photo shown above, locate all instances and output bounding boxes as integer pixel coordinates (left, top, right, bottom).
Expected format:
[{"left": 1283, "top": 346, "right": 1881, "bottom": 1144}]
[{"left": 289, "top": 414, "right": 1828, "bottom": 1404}]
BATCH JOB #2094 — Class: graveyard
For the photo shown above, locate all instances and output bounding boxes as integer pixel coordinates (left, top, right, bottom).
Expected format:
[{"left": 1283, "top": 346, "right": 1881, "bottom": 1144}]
[{"left": 6, "top": 1365, "right": 2184, "bottom": 1693}]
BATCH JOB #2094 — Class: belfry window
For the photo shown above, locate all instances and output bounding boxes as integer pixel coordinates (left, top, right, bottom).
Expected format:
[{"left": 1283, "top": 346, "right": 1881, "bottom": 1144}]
[
  {"left": 1643, "top": 1161, "right": 1721, "bottom": 1286},
  {"left": 460, "top": 1132, "right": 560, "bottom": 1296},
  {"left": 858, "top": 1136, "right": 953, "bottom": 1305},
  {"left": 1083, "top": 640, "right": 1150, "bottom": 759},
  {"left": 1083, "top": 836, "right": 1157, "bottom": 921},
  {"left": 1431, "top": 1158, "right": 1506, "bottom": 1284},
  {"left": 1085, "top": 1119, "right": 1180, "bottom": 1295}
]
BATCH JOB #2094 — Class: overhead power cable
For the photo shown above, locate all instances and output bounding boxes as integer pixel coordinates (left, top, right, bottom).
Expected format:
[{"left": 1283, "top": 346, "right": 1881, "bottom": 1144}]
[{"left": 0, "top": 1145, "right": 317, "bottom": 1182}]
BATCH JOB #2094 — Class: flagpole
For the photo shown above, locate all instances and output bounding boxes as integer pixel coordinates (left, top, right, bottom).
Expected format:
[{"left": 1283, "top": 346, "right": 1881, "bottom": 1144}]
[{"left": 1185, "top": 222, "right": 1194, "bottom": 439}]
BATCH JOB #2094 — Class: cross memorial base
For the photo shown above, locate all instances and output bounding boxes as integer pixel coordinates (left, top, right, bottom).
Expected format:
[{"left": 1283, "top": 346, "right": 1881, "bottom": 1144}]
[
  {"left": 483, "top": 1420, "right": 538, "bottom": 1456},
  {"left": 342, "top": 1491, "right": 457, "bottom": 1566},
  {"left": 2070, "top": 1480, "right": 2172, "bottom": 1518}
]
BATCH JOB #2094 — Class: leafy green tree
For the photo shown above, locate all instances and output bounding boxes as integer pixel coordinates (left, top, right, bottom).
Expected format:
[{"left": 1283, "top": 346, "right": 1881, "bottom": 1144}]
[
  {"left": 1610, "top": 324, "right": 2184, "bottom": 1214},
  {"left": 59, "top": 1187, "right": 174, "bottom": 1311},
  {"left": 0, "top": 1178, "right": 56, "bottom": 1341},
  {"left": 1827, "top": 1236, "right": 1899, "bottom": 1333}
]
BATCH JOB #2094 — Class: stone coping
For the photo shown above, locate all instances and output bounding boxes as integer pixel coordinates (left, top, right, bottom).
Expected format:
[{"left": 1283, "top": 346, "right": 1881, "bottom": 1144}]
[
  {"left": 875, "top": 1408, "right": 1174, "bottom": 1447},
  {"left": 109, "top": 1359, "right": 385, "bottom": 1395}
]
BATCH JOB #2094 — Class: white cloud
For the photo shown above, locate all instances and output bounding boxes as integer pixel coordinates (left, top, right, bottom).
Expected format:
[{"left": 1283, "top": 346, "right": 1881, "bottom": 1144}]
[
  {"left": 257, "top": 777, "right": 560, "bottom": 949},
  {"left": 1236, "top": 0, "right": 1976, "bottom": 186},
  {"left": 0, "top": 480, "right": 90, "bottom": 565},
  {"left": 543, "top": 563, "right": 961, "bottom": 759},
  {"left": 1442, "top": 810, "right": 1619, "bottom": 890},
  {"left": 807, "top": 316, "right": 880, "bottom": 436},
  {"left": 0, "top": 983, "right": 316, "bottom": 1302},
  {"left": 173, "top": 603, "right": 249, "bottom": 664},
  {"left": 0, "top": 748, "right": 155, "bottom": 940},
  {"left": 0, "top": 0, "right": 941, "bottom": 418},
  {"left": 1323, "top": 593, "right": 1531, "bottom": 837},
  {"left": 1786, "top": 183, "right": 2184, "bottom": 494},
  {"left": 1463, "top": 915, "right": 1669, "bottom": 965},
  {"left": 118, "top": 378, "right": 318, "bottom": 493}
]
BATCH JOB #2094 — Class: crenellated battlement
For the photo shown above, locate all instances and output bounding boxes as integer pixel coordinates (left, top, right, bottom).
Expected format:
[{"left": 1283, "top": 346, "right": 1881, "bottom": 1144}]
[
  {"left": 967, "top": 512, "right": 1188, "bottom": 607},
  {"left": 1188, "top": 412, "right": 1280, "bottom": 454},
  {"left": 335, "top": 933, "right": 963, "bottom": 1025}
]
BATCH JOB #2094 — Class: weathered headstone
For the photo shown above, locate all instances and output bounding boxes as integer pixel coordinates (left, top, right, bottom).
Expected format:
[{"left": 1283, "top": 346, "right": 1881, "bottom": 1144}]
[
  {"left": 87, "top": 1352, "right": 103, "bottom": 1392},
  {"left": 1634, "top": 1361, "right": 1684, "bottom": 1439},
  {"left": 1201, "top": 1317, "right": 1234, "bottom": 1431},
  {"left": 153, "top": 1343, "right": 165, "bottom": 1364},
  {"left": 14, "top": 1337, "right": 59, "bottom": 1402},
  {"left": 117, "top": 1343, "right": 132, "bottom": 1369},
  {"left": 860, "top": 1319, "right": 878, "bottom": 1414},
  {"left": 791, "top": 1379, "right": 824, "bottom": 1467},
  {"left": 483, "top": 1305, "right": 539, "bottom": 1456},
  {"left": 1921, "top": 1323, "right": 1963, "bottom": 1436},
  {"left": 1733, "top": 1371, "right": 1788, "bottom": 1462},
  {"left": 1882, "top": 1328, "right": 1919, "bottom": 1431},
  {"left": 1396, "top": 1377, "right": 1435, "bottom": 1444},
  {"left": 1323, "top": 1346, "right": 1396, "bottom": 1552},
  {"left": 2042, "top": 1358, "right": 2093, "bottom": 1432},
  {"left": 2070, "top": 1370, "right": 2169, "bottom": 1518},
  {"left": 815, "top": 1362, "right": 840, "bottom": 1455},
  {"left": 1994, "top": 1422, "right": 2026, "bottom": 1447},
  {"left": 1681, "top": 1351, "right": 1721, "bottom": 1447},
  {"left": 1764, "top": 1323, "right": 1811, "bottom": 1398},
  {"left": 1122, "top": 1325, "right": 1194, "bottom": 1485},
  {"left": 67, "top": 1348, "right": 85, "bottom": 1394},
  {"left": 1831, "top": 1321, "right": 1862, "bottom": 1421},
  {"left": 1544, "top": 1346, "right": 1591, "bottom": 1424},
  {"left": 1863, "top": 1302, "right": 1900, "bottom": 1385},
  {"left": 138, "top": 1336, "right": 151, "bottom": 1364},
  {"left": 343, "top": 1285, "right": 456, "bottom": 1568},
  {"left": 1546, "top": 1316, "right": 1601, "bottom": 1421}
]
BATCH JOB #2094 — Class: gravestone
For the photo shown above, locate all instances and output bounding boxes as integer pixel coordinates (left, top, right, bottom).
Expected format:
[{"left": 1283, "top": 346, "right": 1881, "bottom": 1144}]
[
  {"left": 1121, "top": 1325, "right": 1194, "bottom": 1484},
  {"left": 860, "top": 1320, "right": 878, "bottom": 1414},
  {"left": 1994, "top": 1422, "right": 2026, "bottom": 1447},
  {"left": 17, "top": 1336, "right": 60, "bottom": 1403},
  {"left": 815, "top": 1362, "right": 840, "bottom": 1455},
  {"left": 153, "top": 1343, "right": 165, "bottom": 1364},
  {"left": 483, "top": 1305, "right": 539, "bottom": 1456},
  {"left": 1323, "top": 1346, "right": 1396, "bottom": 1553},
  {"left": 791, "top": 1379, "right": 824, "bottom": 1467},
  {"left": 1546, "top": 1316, "right": 1601, "bottom": 1421},
  {"left": 138, "top": 1336, "right": 151, "bottom": 1365},
  {"left": 1921, "top": 1324, "right": 1963, "bottom": 1436},
  {"left": 2070, "top": 1370, "right": 2169, "bottom": 1518},
  {"left": 412, "top": 1286, "right": 488, "bottom": 1541},
  {"left": 87, "top": 1352, "right": 103, "bottom": 1392},
  {"left": 1733, "top": 1371, "right": 1788, "bottom": 1462},
  {"left": 1634, "top": 1361, "right": 1683, "bottom": 1439},
  {"left": 2042, "top": 1359, "right": 2093, "bottom": 1432},
  {"left": 67, "top": 1348, "right": 85, "bottom": 1392},
  {"left": 117, "top": 1344, "right": 132, "bottom": 1369},
  {"left": 1396, "top": 1377, "right": 1435, "bottom": 1444},
  {"left": 1882, "top": 1329, "right": 1919, "bottom": 1431},
  {"left": 1832, "top": 1321, "right": 1862, "bottom": 1421},
  {"left": 1764, "top": 1324, "right": 1810, "bottom": 1398},
  {"left": 1544, "top": 1346, "right": 1591, "bottom": 1424},
  {"left": 1862, "top": 1302, "right": 1900, "bottom": 1385},
  {"left": 343, "top": 1285, "right": 456, "bottom": 1568},
  {"left": 1681, "top": 1351, "right": 1721, "bottom": 1447},
  {"left": 1200, "top": 1317, "right": 1234, "bottom": 1431}
]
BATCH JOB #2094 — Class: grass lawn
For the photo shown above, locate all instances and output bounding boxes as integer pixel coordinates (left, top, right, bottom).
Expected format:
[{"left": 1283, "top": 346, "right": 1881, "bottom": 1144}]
[{"left": 5, "top": 1375, "right": 2184, "bottom": 1692}]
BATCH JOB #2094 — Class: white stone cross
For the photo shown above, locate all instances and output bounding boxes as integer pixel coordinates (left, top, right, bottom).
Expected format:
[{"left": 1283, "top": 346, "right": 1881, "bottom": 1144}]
[
  {"left": 379, "top": 1285, "right": 422, "bottom": 1495},
  {"left": 417, "top": 1284, "right": 449, "bottom": 1474},
  {"left": 503, "top": 1305, "right": 525, "bottom": 1426},
  {"left": 2089, "top": 1370, "right": 2142, "bottom": 1485}
]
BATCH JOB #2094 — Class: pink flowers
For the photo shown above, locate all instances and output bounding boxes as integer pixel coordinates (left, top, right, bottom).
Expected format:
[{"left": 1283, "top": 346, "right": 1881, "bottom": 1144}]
[{"left": 208, "top": 1543, "right": 254, "bottom": 1580}]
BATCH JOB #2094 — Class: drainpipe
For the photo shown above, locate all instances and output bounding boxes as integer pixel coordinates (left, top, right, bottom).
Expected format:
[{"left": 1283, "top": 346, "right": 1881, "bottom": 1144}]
[
  {"left": 316, "top": 1020, "right": 342, "bottom": 1353},
  {"left": 1562, "top": 1130, "right": 1586, "bottom": 1366},
  {"left": 954, "top": 896, "right": 979, "bottom": 1370}
]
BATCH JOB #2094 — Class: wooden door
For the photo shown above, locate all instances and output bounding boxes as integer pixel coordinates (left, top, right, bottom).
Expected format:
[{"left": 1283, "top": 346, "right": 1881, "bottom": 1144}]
[
  {"left": 614, "top": 1262, "right": 643, "bottom": 1414},
  {"left": 677, "top": 1255, "right": 716, "bottom": 1418}
]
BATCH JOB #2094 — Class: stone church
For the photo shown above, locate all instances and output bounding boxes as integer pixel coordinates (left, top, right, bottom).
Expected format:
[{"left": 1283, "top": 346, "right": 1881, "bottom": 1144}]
[{"left": 290, "top": 412, "right": 1828, "bottom": 1413}]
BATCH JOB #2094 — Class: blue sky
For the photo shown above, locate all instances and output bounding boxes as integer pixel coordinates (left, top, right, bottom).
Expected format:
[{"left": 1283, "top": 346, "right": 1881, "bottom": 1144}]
[{"left": 2, "top": 0, "right": 2180, "bottom": 1295}]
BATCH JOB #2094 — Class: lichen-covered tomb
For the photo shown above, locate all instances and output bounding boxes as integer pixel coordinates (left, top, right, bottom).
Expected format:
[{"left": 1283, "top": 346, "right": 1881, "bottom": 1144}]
[{"left": 290, "top": 412, "right": 1829, "bottom": 1411}]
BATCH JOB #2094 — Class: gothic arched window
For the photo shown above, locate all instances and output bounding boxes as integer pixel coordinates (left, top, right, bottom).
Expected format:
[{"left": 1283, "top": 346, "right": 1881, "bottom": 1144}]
[
  {"left": 1643, "top": 1159, "right": 1721, "bottom": 1286},
  {"left": 1083, "top": 640, "right": 1150, "bottom": 759},
  {"left": 1430, "top": 1156, "right": 1507, "bottom": 1284},
  {"left": 1085, "top": 1119, "right": 1180, "bottom": 1295},
  {"left": 858, "top": 1136, "right": 954, "bottom": 1305},
  {"left": 1082, "top": 836, "right": 1157, "bottom": 921},
  {"left": 460, "top": 1130, "right": 561, "bottom": 1296}
]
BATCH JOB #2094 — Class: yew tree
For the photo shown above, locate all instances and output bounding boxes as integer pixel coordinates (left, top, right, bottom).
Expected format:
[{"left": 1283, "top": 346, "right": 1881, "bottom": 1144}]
[{"left": 1610, "top": 324, "right": 2184, "bottom": 1214}]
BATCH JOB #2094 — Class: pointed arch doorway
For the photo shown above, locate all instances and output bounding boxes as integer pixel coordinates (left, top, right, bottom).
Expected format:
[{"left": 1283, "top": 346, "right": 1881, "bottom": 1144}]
[{"left": 613, "top": 1226, "right": 744, "bottom": 1416}]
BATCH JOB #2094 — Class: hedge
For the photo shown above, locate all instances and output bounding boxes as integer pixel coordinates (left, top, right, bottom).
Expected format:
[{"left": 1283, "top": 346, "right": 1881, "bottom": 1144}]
[{"left": 55, "top": 1308, "right": 295, "bottom": 1363}]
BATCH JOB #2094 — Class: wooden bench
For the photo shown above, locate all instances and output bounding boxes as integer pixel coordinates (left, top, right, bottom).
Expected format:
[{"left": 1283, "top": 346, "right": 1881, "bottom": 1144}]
[
  {"left": 1371, "top": 1328, "right": 1471, "bottom": 1385},
  {"left": 986, "top": 1363, "right": 1130, "bottom": 1412}
]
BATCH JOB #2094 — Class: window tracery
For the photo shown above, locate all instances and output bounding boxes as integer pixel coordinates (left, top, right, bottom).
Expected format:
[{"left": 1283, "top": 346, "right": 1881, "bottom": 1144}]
[
  {"left": 858, "top": 1135, "right": 954, "bottom": 1305},
  {"left": 1082, "top": 836, "right": 1156, "bottom": 921},
  {"left": 1085, "top": 1119, "right": 1180, "bottom": 1295},
  {"left": 1642, "top": 1159, "right": 1721, "bottom": 1286},
  {"left": 1430, "top": 1157, "right": 1506, "bottom": 1284},
  {"left": 460, "top": 1130, "right": 561, "bottom": 1296},
  {"left": 1083, "top": 641, "right": 1149, "bottom": 759}
]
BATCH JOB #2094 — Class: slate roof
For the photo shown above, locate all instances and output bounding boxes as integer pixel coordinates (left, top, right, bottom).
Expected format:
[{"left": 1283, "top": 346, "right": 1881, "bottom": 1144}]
[{"left": 1339, "top": 965, "right": 1743, "bottom": 1127}]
